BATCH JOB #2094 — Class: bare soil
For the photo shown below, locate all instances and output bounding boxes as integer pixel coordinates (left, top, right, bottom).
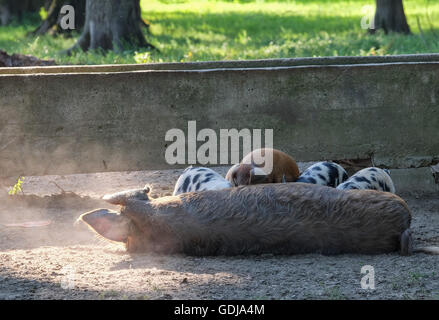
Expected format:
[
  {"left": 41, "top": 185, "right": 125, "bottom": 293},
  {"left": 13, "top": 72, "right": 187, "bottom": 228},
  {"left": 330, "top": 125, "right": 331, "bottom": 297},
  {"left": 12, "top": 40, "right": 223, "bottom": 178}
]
[{"left": 0, "top": 168, "right": 438, "bottom": 300}]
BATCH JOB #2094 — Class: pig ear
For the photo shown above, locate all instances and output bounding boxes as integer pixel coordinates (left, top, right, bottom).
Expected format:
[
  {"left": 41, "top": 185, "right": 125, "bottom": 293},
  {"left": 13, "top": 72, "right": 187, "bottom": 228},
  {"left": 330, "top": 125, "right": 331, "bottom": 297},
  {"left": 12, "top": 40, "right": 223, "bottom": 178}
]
[
  {"left": 79, "top": 209, "right": 130, "bottom": 242},
  {"left": 230, "top": 171, "right": 238, "bottom": 186},
  {"left": 226, "top": 164, "right": 239, "bottom": 183}
]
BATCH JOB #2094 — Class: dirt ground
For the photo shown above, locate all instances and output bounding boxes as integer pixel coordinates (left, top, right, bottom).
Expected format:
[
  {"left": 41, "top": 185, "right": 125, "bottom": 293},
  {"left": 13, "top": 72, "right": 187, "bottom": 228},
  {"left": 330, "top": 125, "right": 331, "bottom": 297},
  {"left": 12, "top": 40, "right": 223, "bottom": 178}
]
[{"left": 0, "top": 168, "right": 438, "bottom": 300}]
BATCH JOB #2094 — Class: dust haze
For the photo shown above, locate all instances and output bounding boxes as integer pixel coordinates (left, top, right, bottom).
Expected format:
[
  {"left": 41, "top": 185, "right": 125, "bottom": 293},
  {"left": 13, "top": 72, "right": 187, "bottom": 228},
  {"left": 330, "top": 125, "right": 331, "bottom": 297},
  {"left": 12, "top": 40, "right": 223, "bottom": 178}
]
[{"left": 0, "top": 165, "right": 439, "bottom": 299}]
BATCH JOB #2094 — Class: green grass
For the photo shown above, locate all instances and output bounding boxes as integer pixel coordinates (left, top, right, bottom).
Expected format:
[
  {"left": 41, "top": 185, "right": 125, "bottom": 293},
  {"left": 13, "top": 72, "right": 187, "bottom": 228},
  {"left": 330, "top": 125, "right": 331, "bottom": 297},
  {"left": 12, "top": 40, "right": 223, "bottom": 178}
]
[
  {"left": 0, "top": 0, "right": 438, "bottom": 65},
  {"left": 323, "top": 285, "right": 346, "bottom": 300}
]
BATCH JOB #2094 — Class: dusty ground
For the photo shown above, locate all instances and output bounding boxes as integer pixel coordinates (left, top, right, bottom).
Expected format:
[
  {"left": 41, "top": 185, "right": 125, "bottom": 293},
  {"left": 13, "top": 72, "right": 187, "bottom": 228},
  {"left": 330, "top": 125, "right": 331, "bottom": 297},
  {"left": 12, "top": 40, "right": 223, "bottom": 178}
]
[{"left": 0, "top": 168, "right": 438, "bottom": 300}]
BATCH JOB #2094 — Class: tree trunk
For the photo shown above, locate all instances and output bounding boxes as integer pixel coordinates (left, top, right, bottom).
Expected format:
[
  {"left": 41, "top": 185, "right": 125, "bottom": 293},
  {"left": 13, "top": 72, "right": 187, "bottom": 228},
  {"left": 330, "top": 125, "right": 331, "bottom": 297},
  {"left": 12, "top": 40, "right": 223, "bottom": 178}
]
[
  {"left": 372, "top": 0, "right": 411, "bottom": 34},
  {"left": 67, "top": 0, "right": 153, "bottom": 53},
  {"left": 32, "top": 0, "right": 86, "bottom": 36}
]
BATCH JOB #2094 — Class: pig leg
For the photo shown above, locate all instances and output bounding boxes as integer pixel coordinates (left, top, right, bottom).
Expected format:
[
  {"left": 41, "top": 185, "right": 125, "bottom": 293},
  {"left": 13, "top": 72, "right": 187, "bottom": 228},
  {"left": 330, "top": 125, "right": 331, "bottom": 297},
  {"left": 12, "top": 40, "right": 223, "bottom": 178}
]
[{"left": 400, "top": 229, "right": 413, "bottom": 256}]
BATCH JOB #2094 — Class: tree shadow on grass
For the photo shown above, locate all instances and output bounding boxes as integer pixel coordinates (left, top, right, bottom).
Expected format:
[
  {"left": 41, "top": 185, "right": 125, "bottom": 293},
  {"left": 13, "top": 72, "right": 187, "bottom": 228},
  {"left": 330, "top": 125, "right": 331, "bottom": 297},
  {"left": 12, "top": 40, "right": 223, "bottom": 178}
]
[
  {"left": 146, "top": 10, "right": 439, "bottom": 58},
  {"left": 150, "top": 11, "right": 364, "bottom": 44}
]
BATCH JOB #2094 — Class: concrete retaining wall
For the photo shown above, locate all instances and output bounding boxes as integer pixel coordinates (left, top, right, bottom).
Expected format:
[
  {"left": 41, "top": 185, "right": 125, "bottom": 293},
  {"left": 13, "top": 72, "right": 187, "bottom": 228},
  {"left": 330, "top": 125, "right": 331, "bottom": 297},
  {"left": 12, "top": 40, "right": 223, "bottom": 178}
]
[{"left": 1, "top": 54, "right": 438, "bottom": 194}]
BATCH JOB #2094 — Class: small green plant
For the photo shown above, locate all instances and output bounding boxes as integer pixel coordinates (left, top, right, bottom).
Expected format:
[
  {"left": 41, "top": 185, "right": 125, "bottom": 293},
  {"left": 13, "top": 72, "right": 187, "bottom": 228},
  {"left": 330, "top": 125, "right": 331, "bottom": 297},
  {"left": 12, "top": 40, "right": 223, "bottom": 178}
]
[
  {"left": 402, "top": 293, "right": 414, "bottom": 300},
  {"left": 8, "top": 177, "right": 24, "bottom": 195},
  {"left": 39, "top": 7, "right": 48, "bottom": 21},
  {"left": 98, "top": 290, "right": 120, "bottom": 299},
  {"left": 408, "top": 271, "right": 425, "bottom": 285},
  {"left": 391, "top": 280, "right": 402, "bottom": 290},
  {"left": 324, "top": 286, "right": 346, "bottom": 300},
  {"left": 134, "top": 51, "right": 153, "bottom": 64},
  {"left": 431, "top": 293, "right": 439, "bottom": 300}
]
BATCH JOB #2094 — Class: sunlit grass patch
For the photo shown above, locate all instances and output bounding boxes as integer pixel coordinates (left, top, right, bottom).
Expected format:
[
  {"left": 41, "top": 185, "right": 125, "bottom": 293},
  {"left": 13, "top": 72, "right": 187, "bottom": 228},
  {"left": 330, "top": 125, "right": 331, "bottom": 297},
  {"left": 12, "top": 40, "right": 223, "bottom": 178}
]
[{"left": 0, "top": 0, "right": 438, "bottom": 65}]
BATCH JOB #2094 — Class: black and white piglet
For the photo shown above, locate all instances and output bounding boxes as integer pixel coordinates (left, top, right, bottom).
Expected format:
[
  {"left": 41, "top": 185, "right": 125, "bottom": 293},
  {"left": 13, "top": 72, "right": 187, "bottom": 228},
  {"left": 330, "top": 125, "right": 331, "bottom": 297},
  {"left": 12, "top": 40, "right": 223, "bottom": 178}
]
[
  {"left": 336, "top": 167, "right": 395, "bottom": 193},
  {"left": 173, "top": 166, "right": 232, "bottom": 195},
  {"left": 296, "top": 161, "right": 348, "bottom": 187}
]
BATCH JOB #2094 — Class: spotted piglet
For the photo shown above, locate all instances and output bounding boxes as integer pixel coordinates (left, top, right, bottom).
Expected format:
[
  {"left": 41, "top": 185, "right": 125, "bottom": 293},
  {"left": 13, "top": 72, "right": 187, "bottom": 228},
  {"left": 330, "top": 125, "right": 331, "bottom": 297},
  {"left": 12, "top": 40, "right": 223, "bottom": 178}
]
[
  {"left": 296, "top": 161, "right": 348, "bottom": 187},
  {"left": 173, "top": 167, "right": 232, "bottom": 196},
  {"left": 336, "top": 167, "right": 395, "bottom": 193}
]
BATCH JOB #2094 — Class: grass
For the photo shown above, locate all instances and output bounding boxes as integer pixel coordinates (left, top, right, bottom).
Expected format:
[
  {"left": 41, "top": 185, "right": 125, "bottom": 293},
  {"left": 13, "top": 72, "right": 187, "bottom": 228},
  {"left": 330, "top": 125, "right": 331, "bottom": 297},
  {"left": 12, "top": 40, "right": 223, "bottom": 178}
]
[
  {"left": 8, "top": 177, "right": 24, "bottom": 195},
  {"left": 323, "top": 286, "right": 346, "bottom": 300},
  {"left": 0, "top": 0, "right": 438, "bottom": 65}
]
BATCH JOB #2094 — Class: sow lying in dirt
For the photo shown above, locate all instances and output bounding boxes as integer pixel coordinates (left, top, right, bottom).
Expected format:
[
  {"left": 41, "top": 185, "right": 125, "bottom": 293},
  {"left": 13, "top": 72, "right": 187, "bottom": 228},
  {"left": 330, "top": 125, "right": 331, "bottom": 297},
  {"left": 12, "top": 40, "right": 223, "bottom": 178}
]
[{"left": 79, "top": 183, "right": 438, "bottom": 256}]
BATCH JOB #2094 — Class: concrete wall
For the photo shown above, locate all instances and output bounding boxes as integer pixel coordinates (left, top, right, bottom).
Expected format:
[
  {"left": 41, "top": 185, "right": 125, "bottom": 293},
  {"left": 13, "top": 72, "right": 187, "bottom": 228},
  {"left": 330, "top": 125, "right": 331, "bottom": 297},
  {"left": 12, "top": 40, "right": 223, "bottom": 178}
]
[{"left": 1, "top": 54, "right": 438, "bottom": 195}]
